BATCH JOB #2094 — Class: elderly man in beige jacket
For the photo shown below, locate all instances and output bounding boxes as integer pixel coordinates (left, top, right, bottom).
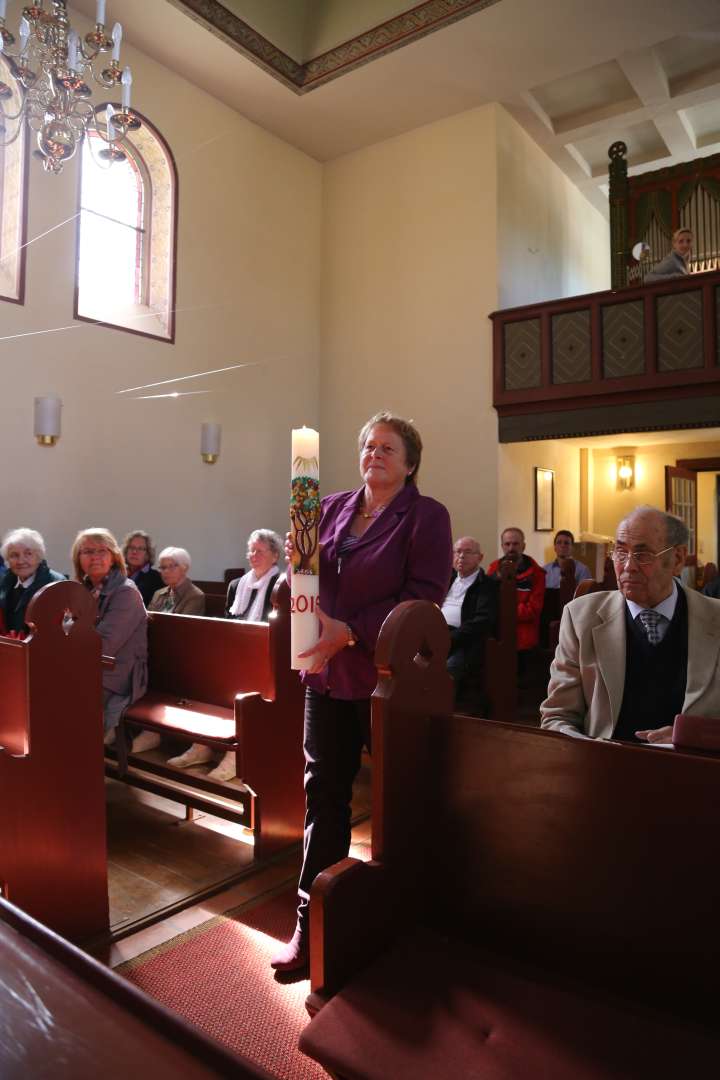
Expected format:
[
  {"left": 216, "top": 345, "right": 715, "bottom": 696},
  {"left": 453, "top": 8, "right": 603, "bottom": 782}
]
[{"left": 541, "top": 506, "right": 720, "bottom": 742}]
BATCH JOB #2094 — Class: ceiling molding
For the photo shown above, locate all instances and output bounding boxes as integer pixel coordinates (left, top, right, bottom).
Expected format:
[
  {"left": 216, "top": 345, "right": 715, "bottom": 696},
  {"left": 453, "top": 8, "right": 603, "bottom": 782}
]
[{"left": 170, "top": 0, "right": 501, "bottom": 94}]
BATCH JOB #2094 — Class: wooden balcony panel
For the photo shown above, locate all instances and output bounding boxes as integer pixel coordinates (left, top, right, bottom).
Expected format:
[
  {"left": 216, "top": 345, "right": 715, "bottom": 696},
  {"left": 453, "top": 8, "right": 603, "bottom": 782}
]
[{"left": 492, "top": 270, "right": 720, "bottom": 424}]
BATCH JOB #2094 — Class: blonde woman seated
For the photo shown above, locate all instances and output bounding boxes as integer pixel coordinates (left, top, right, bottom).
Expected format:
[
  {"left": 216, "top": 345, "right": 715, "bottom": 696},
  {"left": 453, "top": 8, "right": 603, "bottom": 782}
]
[
  {"left": 72, "top": 527, "right": 149, "bottom": 748},
  {"left": 148, "top": 548, "right": 205, "bottom": 615},
  {"left": 168, "top": 528, "right": 282, "bottom": 782}
]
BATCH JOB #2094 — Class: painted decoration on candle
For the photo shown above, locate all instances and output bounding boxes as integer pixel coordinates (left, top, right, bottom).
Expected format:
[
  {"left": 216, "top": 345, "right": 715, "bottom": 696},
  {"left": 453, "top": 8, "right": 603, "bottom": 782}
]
[{"left": 290, "top": 427, "right": 320, "bottom": 669}]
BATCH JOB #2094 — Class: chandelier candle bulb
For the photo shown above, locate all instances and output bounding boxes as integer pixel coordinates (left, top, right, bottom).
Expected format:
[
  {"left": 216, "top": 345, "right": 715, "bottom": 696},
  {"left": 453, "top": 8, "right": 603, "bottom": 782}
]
[
  {"left": 106, "top": 103, "right": 115, "bottom": 142},
  {"left": 111, "top": 22, "right": 122, "bottom": 62},
  {"left": 0, "top": 2, "right": 6, "bottom": 22},
  {"left": 67, "top": 30, "right": 78, "bottom": 73},
  {"left": 290, "top": 426, "right": 320, "bottom": 669},
  {"left": 96, "top": 0, "right": 107, "bottom": 26},
  {"left": 121, "top": 66, "right": 132, "bottom": 109},
  {"left": 19, "top": 16, "right": 29, "bottom": 52}
]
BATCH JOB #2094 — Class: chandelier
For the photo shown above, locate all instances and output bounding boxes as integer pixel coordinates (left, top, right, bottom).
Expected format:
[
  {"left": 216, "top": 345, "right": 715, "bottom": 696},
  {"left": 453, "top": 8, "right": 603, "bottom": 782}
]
[{"left": 0, "top": 0, "right": 140, "bottom": 174}]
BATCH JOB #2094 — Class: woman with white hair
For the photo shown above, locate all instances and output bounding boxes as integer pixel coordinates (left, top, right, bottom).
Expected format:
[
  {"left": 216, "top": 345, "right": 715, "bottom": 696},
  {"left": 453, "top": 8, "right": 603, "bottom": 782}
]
[
  {"left": 148, "top": 547, "right": 206, "bottom": 615},
  {"left": 0, "top": 528, "right": 64, "bottom": 633}
]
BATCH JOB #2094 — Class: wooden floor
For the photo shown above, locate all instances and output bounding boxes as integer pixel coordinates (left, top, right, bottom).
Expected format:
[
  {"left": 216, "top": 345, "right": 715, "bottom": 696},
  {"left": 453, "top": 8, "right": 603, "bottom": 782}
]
[{"left": 100, "top": 760, "right": 372, "bottom": 966}]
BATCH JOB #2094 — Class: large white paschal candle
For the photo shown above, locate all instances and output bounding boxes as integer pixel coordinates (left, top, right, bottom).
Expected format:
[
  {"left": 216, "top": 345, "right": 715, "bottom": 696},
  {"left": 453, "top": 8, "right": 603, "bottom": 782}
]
[{"left": 290, "top": 426, "right": 320, "bottom": 669}]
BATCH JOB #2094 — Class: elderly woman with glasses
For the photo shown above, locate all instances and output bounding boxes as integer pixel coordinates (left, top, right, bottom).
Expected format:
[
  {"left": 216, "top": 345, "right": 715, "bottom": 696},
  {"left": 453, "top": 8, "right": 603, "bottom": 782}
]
[
  {"left": 71, "top": 527, "right": 148, "bottom": 746},
  {"left": 0, "top": 528, "right": 65, "bottom": 634},
  {"left": 147, "top": 547, "right": 205, "bottom": 615},
  {"left": 121, "top": 531, "right": 163, "bottom": 608}
]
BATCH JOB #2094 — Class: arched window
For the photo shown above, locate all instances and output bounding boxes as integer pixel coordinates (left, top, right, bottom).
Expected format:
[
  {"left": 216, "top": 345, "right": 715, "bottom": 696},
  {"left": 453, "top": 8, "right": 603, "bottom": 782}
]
[
  {"left": 0, "top": 54, "right": 29, "bottom": 305},
  {"left": 75, "top": 109, "right": 177, "bottom": 342}
]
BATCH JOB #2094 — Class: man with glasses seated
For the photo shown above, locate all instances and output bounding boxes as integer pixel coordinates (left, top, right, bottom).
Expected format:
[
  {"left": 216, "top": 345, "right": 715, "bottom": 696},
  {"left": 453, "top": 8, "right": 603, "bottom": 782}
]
[{"left": 540, "top": 505, "right": 720, "bottom": 742}]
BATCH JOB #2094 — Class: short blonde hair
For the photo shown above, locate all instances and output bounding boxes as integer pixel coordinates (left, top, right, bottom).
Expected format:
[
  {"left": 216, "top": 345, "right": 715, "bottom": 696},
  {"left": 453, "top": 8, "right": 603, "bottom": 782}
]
[
  {"left": 672, "top": 228, "right": 692, "bottom": 243},
  {"left": 1, "top": 527, "right": 46, "bottom": 562},
  {"left": 71, "top": 528, "right": 126, "bottom": 582},
  {"left": 357, "top": 411, "right": 423, "bottom": 484}
]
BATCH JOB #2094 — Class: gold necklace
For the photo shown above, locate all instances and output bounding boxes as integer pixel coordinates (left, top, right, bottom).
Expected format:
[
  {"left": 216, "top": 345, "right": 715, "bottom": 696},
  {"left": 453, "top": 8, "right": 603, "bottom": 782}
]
[{"left": 360, "top": 502, "right": 386, "bottom": 520}]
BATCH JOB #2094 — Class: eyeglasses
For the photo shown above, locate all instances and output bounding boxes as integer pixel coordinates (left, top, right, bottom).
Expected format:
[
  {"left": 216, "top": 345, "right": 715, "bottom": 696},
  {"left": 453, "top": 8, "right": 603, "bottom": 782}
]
[
  {"left": 159, "top": 562, "right": 179, "bottom": 571},
  {"left": 610, "top": 545, "right": 674, "bottom": 566},
  {"left": 127, "top": 545, "right": 148, "bottom": 553},
  {"left": 80, "top": 547, "right": 110, "bottom": 558}
]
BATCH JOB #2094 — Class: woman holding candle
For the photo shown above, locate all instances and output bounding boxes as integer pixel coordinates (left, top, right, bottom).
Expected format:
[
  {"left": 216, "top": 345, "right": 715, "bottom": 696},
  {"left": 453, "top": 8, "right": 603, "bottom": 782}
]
[{"left": 271, "top": 411, "right": 453, "bottom": 972}]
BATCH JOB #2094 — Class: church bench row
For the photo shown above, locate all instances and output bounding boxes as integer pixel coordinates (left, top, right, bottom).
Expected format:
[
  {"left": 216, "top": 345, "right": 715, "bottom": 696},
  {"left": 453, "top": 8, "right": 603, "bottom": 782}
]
[
  {"left": 0, "top": 896, "right": 271, "bottom": 1079},
  {"left": 299, "top": 599, "right": 720, "bottom": 1079},
  {"left": 111, "top": 575, "right": 306, "bottom": 859}
]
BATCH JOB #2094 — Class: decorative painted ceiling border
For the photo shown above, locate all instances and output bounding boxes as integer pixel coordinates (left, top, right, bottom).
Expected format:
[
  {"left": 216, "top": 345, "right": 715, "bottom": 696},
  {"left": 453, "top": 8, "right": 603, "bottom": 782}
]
[{"left": 170, "top": 0, "right": 502, "bottom": 94}]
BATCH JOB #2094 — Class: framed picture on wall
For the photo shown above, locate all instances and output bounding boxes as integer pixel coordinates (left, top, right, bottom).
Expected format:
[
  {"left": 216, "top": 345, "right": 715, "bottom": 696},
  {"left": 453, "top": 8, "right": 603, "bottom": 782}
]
[{"left": 534, "top": 467, "right": 554, "bottom": 532}]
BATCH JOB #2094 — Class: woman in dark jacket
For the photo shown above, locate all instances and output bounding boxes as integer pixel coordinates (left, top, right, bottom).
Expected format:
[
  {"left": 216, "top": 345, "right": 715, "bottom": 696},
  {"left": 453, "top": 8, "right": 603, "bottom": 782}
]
[
  {"left": 0, "top": 528, "right": 64, "bottom": 633},
  {"left": 121, "top": 530, "right": 163, "bottom": 607}
]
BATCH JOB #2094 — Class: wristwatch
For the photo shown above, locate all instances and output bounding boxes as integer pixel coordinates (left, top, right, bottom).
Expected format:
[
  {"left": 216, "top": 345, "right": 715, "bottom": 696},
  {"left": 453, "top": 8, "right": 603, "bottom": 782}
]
[{"left": 345, "top": 624, "right": 356, "bottom": 647}]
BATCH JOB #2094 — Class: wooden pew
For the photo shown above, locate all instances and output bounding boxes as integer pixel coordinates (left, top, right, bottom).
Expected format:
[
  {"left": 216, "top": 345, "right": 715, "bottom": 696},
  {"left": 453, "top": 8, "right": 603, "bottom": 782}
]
[
  {"left": 481, "top": 558, "right": 517, "bottom": 722},
  {"left": 195, "top": 567, "right": 245, "bottom": 618},
  {"left": 0, "top": 580, "right": 109, "bottom": 945},
  {"left": 0, "top": 896, "right": 272, "bottom": 1079},
  {"left": 299, "top": 599, "right": 720, "bottom": 1079},
  {"left": 112, "top": 575, "right": 305, "bottom": 858}
]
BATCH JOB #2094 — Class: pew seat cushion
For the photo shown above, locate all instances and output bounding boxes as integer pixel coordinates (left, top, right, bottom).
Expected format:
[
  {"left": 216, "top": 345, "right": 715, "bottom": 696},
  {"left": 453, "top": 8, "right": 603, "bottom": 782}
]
[
  {"left": 124, "top": 691, "right": 236, "bottom": 745},
  {"left": 300, "top": 932, "right": 716, "bottom": 1080}
]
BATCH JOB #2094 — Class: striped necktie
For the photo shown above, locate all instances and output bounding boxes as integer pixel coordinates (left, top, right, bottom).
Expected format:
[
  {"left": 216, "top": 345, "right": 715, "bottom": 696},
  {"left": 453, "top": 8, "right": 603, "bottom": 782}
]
[{"left": 637, "top": 609, "right": 663, "bottom": 645}]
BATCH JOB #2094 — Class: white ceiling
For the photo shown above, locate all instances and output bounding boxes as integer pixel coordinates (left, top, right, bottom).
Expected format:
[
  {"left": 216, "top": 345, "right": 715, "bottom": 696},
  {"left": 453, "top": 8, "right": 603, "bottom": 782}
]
[{"left": 72, "top": 0, "right": 720, "bottom": 216}]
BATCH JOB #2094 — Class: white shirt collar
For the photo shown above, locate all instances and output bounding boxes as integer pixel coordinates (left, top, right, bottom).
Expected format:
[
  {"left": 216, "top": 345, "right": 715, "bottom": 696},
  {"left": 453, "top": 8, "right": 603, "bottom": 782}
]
[
  {"left": 626, "top": 580, "right": 678, "bottom": 622},
  {"left": 15, "top": 573, "right": 37, "bottom": 590}
]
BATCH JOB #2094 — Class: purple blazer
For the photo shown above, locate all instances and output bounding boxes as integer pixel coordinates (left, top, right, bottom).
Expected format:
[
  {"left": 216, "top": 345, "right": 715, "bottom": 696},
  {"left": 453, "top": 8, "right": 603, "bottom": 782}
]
[{"left": 305, "top": 483, "right": 452, "bottom": 700}]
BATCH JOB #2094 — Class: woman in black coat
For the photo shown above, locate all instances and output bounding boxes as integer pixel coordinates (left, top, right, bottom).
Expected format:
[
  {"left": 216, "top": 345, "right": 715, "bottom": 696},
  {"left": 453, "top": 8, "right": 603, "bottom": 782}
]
[
  {"left": 121, "top": 530, "right": 163, "bottom": 607},
  {"left": 0, "top": 528, "right": 65, "bottom": 633}
]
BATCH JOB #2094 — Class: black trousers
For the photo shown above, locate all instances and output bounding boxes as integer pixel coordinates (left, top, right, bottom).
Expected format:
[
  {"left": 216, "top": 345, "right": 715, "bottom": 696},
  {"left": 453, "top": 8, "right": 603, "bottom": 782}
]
[{"left": 297, "top": 688, "right": 371, "bottom": 929}]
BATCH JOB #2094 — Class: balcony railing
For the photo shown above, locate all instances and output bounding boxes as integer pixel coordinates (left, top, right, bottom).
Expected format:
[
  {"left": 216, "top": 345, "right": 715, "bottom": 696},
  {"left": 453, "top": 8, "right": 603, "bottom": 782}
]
[{"left": 491, "top": 269, "right": 720, "bottom": 441}]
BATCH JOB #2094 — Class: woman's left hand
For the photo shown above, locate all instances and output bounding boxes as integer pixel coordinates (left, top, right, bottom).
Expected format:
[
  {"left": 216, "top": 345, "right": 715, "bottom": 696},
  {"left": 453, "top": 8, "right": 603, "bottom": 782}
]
[{"left": 298, "top": 606, "right": 351, "bottom": 673}]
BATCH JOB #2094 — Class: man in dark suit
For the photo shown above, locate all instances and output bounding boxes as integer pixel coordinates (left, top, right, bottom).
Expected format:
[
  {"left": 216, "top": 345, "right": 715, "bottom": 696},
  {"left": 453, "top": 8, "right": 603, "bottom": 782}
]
[{"left": 442, "top": 536, "right": 498, "bottom": 706}]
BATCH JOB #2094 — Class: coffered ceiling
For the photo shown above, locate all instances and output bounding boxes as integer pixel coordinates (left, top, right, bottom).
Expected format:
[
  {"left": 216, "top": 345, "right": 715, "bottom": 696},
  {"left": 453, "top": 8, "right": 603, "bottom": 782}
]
[{"left": 72, "top": 0, "right": 720, "bottom": 216}]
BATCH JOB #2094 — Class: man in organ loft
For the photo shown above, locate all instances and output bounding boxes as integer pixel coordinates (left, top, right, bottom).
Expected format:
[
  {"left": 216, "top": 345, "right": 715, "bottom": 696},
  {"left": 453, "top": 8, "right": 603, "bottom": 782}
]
[{"left": 540, "top": 506, "right": 720, "bottom": 742}]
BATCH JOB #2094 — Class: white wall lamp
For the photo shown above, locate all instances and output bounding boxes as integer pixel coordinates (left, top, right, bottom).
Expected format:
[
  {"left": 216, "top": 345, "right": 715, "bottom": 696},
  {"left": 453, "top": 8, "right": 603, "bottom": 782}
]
[
  {"left": 201, "top": 422, "right": 221, "bottom": 464},
  {"left": 616, "top": 453, "right": 635, "bottom": 491},
  {"left": 34, "top": 395, "right": 62, "bottom": 446}
]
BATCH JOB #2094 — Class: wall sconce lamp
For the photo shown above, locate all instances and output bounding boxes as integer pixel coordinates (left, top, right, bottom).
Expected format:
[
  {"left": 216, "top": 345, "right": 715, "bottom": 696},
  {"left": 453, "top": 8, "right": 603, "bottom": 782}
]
[
  {"left": 617, "top": 454, "right": 635, "bottom": 491},
  {"left": 201, "top": 422, "right": 221, "bottom": 464},
  {"left": 34, "top": 395, "right": 62, "bottom": 446}
]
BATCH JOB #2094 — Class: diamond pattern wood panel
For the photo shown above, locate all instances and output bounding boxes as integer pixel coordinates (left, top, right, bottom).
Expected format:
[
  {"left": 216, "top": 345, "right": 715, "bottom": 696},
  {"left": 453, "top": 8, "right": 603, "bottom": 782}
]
[
  {"left": 504, "top": 319, "right": 541, "bottom": 390},
  {"left": 657, "top": 291, "right": 703, "bottom": 371},
  {"left": 552, "top": 310, "right": 591, "bottom": 384},
  {"left": 602, "top": 301, "right": 645, "bottom": 378}
]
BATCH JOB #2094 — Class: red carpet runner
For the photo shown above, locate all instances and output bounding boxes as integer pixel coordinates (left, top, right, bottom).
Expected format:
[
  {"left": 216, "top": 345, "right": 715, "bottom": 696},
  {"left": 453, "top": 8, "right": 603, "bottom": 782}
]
[{"left": 119, "top": 887, "right": 328, "bottom": 1080}]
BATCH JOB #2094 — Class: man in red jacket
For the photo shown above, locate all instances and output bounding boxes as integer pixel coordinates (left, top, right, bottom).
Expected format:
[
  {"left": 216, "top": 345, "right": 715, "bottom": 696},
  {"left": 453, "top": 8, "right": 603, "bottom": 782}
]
[{"left": 487, "top": 527, "right": 545, "bottom": 660}]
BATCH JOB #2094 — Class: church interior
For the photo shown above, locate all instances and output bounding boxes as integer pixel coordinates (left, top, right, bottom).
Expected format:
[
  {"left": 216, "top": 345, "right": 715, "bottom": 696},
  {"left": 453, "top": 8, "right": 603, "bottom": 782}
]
[{"left": 2, "top": 1, "right": 720, "bottom": 1076}]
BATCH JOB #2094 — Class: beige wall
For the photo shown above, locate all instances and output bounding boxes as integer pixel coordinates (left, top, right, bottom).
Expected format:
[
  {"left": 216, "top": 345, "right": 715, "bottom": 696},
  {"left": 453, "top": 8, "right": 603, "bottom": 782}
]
[
  {"left": 697, "top": 472, "right": 719, "bottom": 565},
  {"left": 2, "top": 1, "right": 322, "bottom": 578},
  {"left": 497, "top": 440, "right": 582, "bottom": 566},
  {"left": 319, "top": 106, "right": 500, "bottom": 557},
  {"left": 496, "top": 107, "right": 610, "bottom": 308}
]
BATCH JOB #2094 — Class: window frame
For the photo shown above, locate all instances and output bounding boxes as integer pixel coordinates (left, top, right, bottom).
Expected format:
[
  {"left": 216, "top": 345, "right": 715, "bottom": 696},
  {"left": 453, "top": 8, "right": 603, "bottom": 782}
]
[
  {"left": 0, "top": 54, "right": 30, "bottom": 306},
  {"left": 73, "top": 106, "right": 178, "bottom": 344}
]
